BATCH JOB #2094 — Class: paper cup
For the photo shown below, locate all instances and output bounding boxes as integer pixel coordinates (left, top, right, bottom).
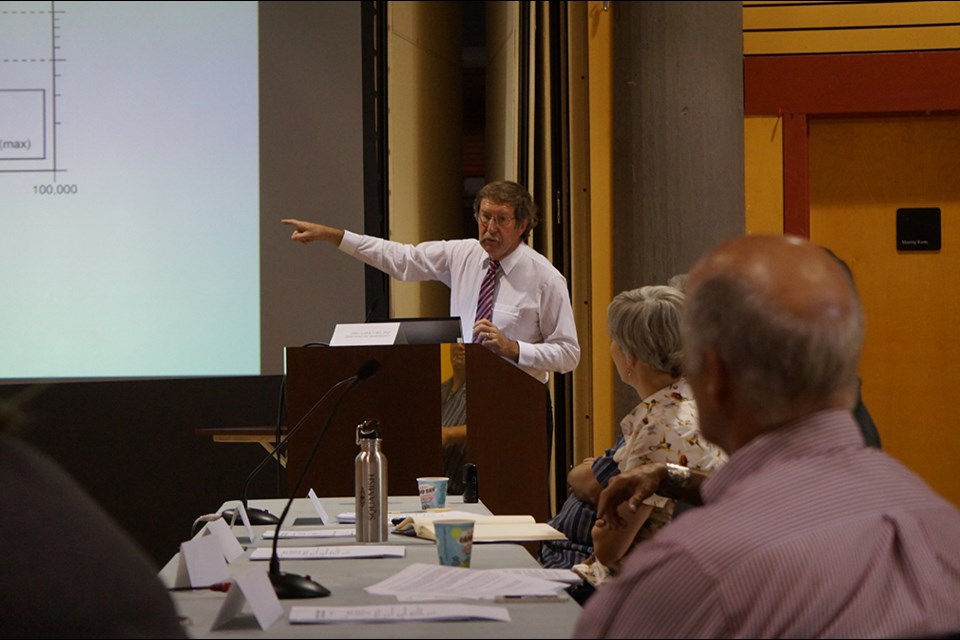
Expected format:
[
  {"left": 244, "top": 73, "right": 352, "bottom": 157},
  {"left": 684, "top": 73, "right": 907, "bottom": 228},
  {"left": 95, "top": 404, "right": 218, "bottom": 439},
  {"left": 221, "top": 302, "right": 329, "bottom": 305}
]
[
  {"left": 417, "top": 476, "right": 449, "bottom": 509},
  {"left": 434, "top": 519, "right": 475, "bottom": 568}
]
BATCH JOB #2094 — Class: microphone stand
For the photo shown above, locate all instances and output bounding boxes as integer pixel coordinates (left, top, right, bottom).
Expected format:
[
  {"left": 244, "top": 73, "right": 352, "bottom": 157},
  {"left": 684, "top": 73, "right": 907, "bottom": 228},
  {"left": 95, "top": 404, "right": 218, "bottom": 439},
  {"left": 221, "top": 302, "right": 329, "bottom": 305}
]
[
  {"left": 274, "top": 375, "right": 286, "bottom": 498},
  {"left": 267, "top": 369, "right": 376, "bottom": 598},
  {"left": 220, "top": 374, "right": 357, "bottom": 525}
]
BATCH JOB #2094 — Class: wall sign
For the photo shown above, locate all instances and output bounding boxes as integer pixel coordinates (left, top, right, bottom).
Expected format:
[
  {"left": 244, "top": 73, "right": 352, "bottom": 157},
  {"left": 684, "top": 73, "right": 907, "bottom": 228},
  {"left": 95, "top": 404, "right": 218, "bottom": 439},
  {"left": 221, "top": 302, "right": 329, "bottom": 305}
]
[{"left": 897, "top": 208, "right": 941, "bottom": 252}]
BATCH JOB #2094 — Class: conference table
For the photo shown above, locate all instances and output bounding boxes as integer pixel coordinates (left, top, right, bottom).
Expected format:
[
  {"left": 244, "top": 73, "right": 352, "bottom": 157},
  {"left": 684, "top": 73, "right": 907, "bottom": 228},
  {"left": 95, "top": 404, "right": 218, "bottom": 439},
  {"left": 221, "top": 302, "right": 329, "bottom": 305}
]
[{"left": 158, "top": 495, "right": 582, "bottom": 638}]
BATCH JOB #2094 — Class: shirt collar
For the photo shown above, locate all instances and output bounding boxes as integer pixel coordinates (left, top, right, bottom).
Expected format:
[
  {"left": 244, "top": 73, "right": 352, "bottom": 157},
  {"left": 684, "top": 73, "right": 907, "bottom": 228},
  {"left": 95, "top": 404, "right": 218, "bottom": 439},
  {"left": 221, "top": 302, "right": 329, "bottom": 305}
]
[{"left": 488, "top": 242, "right": 524, "bottom": 275}]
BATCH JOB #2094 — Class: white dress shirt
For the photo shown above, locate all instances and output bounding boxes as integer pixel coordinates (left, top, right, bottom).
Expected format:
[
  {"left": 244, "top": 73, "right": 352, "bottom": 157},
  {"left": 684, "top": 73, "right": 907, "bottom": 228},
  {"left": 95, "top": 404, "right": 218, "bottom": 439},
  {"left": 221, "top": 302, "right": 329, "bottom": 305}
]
[{"left": 339, "top": 230, "right": 580, "bottom": 383}]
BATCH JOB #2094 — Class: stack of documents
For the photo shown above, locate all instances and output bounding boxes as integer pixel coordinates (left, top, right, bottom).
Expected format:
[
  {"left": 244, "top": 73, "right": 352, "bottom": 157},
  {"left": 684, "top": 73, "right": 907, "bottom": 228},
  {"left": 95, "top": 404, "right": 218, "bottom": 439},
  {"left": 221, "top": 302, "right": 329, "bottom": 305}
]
[{"left": 392, "top": 511, "right": 566, "bottom": 542}]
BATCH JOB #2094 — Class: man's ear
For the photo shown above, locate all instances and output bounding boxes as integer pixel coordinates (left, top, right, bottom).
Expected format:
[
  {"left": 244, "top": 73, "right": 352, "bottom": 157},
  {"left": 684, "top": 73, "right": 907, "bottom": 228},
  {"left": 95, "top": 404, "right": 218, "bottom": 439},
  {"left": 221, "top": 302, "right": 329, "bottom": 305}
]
[{"left": 701, "top": 347, "right": 731, "bottom": 406}]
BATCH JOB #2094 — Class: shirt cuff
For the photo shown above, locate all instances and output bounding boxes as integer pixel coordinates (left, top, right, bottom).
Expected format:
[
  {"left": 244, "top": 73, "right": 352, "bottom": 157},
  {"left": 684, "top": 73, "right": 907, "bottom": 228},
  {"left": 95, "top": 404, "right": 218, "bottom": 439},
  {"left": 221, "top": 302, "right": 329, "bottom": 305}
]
[
  {"left": 339, "top": 229, "right": 361, "bottom": 255},
  {"left": 515, "top": 340, "right": 531, "bottom": 367}
]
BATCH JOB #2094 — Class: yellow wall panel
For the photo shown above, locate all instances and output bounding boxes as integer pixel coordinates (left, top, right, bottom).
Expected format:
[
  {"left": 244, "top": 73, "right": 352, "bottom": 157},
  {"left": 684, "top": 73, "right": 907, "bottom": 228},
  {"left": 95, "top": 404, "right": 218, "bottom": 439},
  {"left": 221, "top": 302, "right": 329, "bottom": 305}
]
[
  {"left": 744, "top": 116, "right": 784, "bottom": 235},
  {"left": 588, "top": 1, "right": 615, "bottom": 456},
  {"left": 745, "top": 24, "right": 960, "bottom": 55},
  {"left": 745, "top": 1, "right": 960, "bottom": 30},
  {"left": 744, "top": 1, "right": 960, "bottom": 55}
]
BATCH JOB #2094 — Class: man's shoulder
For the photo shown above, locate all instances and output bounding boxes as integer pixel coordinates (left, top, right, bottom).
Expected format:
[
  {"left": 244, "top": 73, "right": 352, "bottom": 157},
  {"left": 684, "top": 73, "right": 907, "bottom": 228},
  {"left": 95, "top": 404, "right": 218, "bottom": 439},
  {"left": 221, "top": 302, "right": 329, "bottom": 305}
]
[
  {"left": 439, "top": 237, "right": 482, "bottom": 254},
  {"left": 511, "top": 243, "right": 566, "bottom": 278}
]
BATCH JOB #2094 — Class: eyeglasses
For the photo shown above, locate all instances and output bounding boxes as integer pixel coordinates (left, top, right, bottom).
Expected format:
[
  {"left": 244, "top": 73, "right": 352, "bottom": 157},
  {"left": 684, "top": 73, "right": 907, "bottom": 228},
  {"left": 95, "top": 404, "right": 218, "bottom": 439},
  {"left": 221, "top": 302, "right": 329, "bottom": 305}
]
[{"left": 475, "top": 212, "right": 516, "bottom": 227}]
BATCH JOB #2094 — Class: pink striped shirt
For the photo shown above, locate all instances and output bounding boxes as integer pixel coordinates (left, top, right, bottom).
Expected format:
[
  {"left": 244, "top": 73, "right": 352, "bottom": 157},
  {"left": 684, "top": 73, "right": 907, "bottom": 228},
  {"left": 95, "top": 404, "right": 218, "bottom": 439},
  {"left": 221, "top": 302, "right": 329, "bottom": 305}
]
[{"left": 574, "top": 409, "right": 960, "bottom": 638}]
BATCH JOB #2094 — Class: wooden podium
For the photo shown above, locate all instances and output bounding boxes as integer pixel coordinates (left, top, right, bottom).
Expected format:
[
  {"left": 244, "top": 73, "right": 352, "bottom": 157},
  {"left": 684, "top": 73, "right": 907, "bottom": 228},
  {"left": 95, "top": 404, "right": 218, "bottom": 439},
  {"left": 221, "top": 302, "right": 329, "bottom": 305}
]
[{"left": 284, "top": 344, "right": 549, "bottom": 523}]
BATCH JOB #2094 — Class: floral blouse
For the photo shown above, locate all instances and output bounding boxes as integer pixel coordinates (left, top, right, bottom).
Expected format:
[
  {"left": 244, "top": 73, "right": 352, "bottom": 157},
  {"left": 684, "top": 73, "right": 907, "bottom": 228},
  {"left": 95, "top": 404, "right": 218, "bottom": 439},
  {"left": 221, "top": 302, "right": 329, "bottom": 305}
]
[{"left": 612, "top": 378, "right": 727, "bottom": 541}]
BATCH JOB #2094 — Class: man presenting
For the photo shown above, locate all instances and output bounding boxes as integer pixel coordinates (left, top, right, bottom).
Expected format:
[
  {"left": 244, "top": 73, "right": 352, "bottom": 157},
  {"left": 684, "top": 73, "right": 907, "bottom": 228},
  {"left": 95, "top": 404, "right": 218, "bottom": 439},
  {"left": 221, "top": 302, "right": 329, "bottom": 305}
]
[
  {"left": 282, "top": 180, "right": 579, "bottom": 383},
  {"left": 574, "top": 234, "right": 960, "bottom": 638}
]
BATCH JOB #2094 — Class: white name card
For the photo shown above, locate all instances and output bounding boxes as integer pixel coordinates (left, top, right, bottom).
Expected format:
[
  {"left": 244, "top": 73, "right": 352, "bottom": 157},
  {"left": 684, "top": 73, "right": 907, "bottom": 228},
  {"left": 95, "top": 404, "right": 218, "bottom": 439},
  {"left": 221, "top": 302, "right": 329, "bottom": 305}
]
[
  {"left": 175, "top": 534, "right": 230, "bottom": 588},
  {"left": 211, "top": 567, "right": 283, "bottom": 631},
  {"left": 330, "top": 322, "right": 400, "bottom": 346}
]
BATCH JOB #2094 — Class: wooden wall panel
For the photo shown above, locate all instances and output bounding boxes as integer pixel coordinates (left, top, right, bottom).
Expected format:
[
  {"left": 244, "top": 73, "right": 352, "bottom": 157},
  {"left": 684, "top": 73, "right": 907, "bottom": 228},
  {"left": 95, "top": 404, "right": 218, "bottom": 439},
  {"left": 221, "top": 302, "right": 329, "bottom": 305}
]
[{"left": 810, "top": 116, "right": 960, "bottom": 507}]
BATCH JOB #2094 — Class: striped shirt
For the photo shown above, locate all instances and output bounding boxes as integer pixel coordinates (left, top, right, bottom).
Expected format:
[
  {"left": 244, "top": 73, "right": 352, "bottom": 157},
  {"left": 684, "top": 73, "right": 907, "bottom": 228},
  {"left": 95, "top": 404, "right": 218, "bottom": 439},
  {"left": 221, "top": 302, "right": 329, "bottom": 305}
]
[
  {"left": 574, "top": 409, "right": 960, "bottom": 638},
  {"left": 539, "top": 437, "right": 624, "bottom": 569}
]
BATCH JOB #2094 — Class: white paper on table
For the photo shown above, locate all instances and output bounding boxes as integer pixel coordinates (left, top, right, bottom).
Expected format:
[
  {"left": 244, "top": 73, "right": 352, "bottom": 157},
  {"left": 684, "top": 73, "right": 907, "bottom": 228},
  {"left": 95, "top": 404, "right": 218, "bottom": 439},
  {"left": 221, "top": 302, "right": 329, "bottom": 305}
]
[
  {"left": 211, "top": 567, "right": 283, "bottom": 631},
  {"left": 492, "top": 567, "right": 581, "bottom": 585},
  {"left": 263, "top": 528, "right": 356, "bottom": 539},
  {"left": 289, "top": 603, "right": 510, "bottom": 624},
  {"left": 365, "top": 563, "right": 566, "bottom": 599},
  {"left": 393, "top": 592, "right": 483, "bottom": 602},
  {"left": 249, "top": 545, "right": 405, "bottom": 560},
  {"left": 203, "top": 517, "right": 245, "bottom": 562},
  {"left": 336, "top": 512, "right": 356, "bottom": 524},
  {"left": 307, "top": 489, "right": 330, "bottom": 524}
]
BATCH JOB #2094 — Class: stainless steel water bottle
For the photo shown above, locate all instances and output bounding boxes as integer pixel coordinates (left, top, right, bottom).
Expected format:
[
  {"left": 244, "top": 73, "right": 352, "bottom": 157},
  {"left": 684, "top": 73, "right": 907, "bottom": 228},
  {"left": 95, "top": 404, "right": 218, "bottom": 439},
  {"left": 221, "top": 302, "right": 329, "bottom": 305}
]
[{"left": 355, "top": 419, "right": 388, "bottom": 542}]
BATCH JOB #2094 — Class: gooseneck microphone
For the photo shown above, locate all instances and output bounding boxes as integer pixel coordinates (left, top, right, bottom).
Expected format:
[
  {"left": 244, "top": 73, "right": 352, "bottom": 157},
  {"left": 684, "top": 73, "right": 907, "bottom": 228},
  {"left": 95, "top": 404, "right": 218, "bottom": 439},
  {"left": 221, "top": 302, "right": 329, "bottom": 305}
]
[
  {"left": 221, "top": 378, "right": 288, "bottom": 526},
  {"left": 220, "top": 359, "right": 380, "bottom": 526},
  {"left": 268, "top": 359, "right": 380, "bottom": 599}
]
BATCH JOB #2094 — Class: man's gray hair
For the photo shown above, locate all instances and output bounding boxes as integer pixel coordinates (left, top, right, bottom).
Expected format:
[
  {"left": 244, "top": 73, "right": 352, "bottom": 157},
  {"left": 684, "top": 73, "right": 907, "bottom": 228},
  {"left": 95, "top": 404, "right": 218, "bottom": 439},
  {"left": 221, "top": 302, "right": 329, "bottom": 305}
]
[
  {"left": 606, "top": 285, "right": 685, "bottom": 377},
  {"left": 682, "top": 272, "right": 864, "bottom": 424}
]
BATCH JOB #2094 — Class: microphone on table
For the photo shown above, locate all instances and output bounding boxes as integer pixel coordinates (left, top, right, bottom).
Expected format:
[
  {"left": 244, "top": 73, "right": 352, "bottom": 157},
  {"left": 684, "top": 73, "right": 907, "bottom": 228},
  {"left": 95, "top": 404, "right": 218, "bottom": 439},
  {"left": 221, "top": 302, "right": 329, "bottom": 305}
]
[
  {"left": 268, "top": 358, "right": 380, "bottom": 599},
  {"left": 220, "top": 359, "right": 380, "bottom": 526}
]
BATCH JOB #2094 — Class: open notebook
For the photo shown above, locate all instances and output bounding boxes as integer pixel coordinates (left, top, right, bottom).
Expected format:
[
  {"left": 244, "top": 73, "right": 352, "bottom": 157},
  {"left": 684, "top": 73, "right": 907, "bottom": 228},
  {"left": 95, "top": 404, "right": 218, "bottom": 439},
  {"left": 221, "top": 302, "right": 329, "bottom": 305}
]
[{"left": 393, "top": 513, "right": 566, "bottom": 543}]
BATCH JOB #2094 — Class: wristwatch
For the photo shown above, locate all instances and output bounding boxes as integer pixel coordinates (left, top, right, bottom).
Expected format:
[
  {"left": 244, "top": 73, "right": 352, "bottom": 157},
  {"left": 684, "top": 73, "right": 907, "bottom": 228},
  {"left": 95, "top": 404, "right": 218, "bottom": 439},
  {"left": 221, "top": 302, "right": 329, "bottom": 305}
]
[{"left": 664, "top": 462, "right": 692, "bottom": 489}]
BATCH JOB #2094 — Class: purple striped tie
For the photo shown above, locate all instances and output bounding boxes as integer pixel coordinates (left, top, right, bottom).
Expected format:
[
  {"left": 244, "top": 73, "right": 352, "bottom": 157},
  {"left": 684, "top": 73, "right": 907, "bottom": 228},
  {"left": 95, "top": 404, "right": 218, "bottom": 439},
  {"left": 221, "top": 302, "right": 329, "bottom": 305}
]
[{"left": 475, "top": 259, "right": 500, "bottom": 325}]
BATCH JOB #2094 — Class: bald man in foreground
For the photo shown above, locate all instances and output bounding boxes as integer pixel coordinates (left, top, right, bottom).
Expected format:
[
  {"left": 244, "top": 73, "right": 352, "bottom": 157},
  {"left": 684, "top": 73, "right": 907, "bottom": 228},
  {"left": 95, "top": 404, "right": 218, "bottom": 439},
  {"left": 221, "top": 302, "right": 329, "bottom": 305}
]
[{"left": 573, "top": 235, "right": 960, "bottom": 638}]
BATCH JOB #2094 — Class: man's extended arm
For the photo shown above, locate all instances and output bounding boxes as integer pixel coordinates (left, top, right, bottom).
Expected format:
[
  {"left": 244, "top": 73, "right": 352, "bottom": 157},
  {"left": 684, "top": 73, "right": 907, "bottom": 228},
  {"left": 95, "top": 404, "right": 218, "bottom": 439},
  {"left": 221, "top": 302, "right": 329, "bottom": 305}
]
[{"left": 281, "top": 219, "right": 345, "bottom": 245}]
